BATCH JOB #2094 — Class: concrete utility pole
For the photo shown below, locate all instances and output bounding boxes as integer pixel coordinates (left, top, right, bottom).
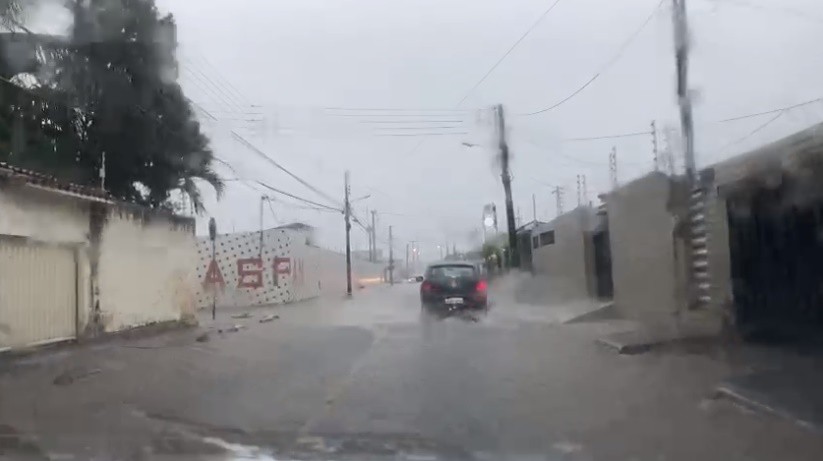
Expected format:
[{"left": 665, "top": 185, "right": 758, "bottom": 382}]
[
  {"left": 576, "top": 175, "right": 582, "bottom": 206},
  {"left": 582, "top": 175, "right": 588, "bottom": 206},
  {"left": 672, "top": 1, "right": 696, "bottom": 179},
  {"left": 672, "top": 0, "right": 709, "bottom": 308},
  {"left": 388, "top": 225, "right": 394, "bottom": 285},
  {"left": 405, "top": 243, "right": 410, "bottom": 275},
  {"left": 259, "top": 195, "right": 268, "bottom": 257},
  {"left": 553, "top": 186, "right": 564, "bottom": 216},
  {"left": 609, "top": 146, "right": 618, "bottom": 189},
  {"left": 344, "top": 171, "right": 353, "bottom": 296},
  {"left": 651, "top": 120, "right": 659, "bottom": 172},
  {"left": 495, "top": 104, "right": 518, "bottom": 267},
  {"left": 370, "top": 210, "right": 377, "bottom": 262},
  {"left": 532, "top": 193, "right": 537, "bottom": 223}
]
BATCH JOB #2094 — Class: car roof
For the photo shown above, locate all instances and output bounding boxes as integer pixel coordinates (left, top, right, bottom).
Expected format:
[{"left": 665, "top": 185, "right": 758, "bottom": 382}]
[{"left": 426, "top": 261, "right": 476, "bottom": 268}]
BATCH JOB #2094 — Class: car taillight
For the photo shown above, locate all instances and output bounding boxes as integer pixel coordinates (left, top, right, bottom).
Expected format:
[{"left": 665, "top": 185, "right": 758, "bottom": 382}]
[
  {"left": 476, "top": 280, "right": 488, "bottom": 293},
  {"left": 421, "top": 281, "right": 432, "bottom": 293}
]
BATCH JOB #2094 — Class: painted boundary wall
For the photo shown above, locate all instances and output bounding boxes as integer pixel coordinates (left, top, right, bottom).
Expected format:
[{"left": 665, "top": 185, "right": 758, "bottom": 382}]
[
  {"left": 194, "top": 227, "right": 385, "bottom": 309},
  {"left": 0, "top": 182, "right": 198, "bottom": 349}
]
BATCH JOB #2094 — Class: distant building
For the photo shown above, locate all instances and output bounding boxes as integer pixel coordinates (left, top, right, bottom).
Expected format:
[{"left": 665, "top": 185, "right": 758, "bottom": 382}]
[{"left": 276, "top": 222, "right": 316, "bottom": 246}]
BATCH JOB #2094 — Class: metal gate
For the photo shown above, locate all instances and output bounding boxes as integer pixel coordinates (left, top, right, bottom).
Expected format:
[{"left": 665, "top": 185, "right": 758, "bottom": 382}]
[
  {"left": 592, "top": 230, "right": 613, "bottom": 299},
  {"left": 728, "top": 195, "right": 823, "bottom": 343},
  {"left": 0, "top": 239, "right": 77, "bottom": 350}
]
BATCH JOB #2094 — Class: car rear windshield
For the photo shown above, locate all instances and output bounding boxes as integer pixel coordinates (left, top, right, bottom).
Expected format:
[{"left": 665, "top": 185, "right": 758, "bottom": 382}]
[{"left": 426, "top": 265, "right": 476, "bottom": 279}]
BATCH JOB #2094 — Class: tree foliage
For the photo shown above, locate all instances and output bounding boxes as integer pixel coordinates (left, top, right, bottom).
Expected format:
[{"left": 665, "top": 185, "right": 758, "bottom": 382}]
[{"left": 0, "top": 0, "right": 222, "bottom": 212}]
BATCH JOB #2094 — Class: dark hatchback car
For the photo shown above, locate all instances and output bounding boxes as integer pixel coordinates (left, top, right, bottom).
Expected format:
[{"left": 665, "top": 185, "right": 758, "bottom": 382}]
[{"left": 420, "top": 262, "right": 488, "bottom": 310}]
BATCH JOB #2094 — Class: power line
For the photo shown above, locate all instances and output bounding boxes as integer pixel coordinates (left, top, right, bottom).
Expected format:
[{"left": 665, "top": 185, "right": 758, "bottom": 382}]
[
  {"left": 517, "top": 0, "right": 665, "bottom": 116},
  {"left": 265, "top": 199, "right": 281, "bottom": 225},
  {"left": 562, "top": 130, "right": 651, "bottom": 142},
  {"left": 324, "top": 107, "right": 469, "bottom": 113},
  {"left": 512, "top": 96, "right": 822, "bottom": 145},
  {"left": 325, "top": 112, "right": 468, "bottom": 118},
  {"left": 373, "top": 125, "right": 464, "bottom": 131},
  {"left": 179, "top": 64, "right": 242, "bottom": 114},
  {"left": 374, "top": 132, "right": 469, "bottom": 137},
  {"left": 714, "top": 97, "right": 823, "bottom": 122},
  {"left": 187, "top": 50, "right": 255, "bottom": 106},
  {"left": 716, "top": 110, "right": 785, "bottom": 153},
  {"left": 180, "top": 58, "right": 249, "bottom": 113},
  {"left": 358, "top": 119, "right": 465, "bottom": 124},
  {"left": 254, "top": 180, "right": 342, "bottom": 212},
  {"left": 230, "top": 131, "right": 342, "bottom": 208},
  {"left": 455, "top": 0, "right": 565, "bottom": 107}
]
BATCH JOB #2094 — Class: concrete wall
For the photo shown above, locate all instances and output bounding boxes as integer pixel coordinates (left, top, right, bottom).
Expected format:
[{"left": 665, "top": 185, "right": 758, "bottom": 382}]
[
  {"left": 607, "top": 173, "right": 684, "bottom": 324},
  {"left": 194, "top": 227, "right": 384, "bottom": 309},
  {"left": 0, "top": 183, "right": 198, "bottom": 342},
  {"left": 530, "top": 207, "right": 598, "bottom": 302},
  {"left": 97, "top": 209, "right": 198, "bottom": 332}
]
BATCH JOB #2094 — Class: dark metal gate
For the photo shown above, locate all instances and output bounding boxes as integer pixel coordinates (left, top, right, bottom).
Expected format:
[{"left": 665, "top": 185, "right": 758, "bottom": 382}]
[
  {"left": 592, "top": 230, "right": 613, "bottom": 299},
  {"left": 728, "top": 193, "right": 823, "bottom": 343}
]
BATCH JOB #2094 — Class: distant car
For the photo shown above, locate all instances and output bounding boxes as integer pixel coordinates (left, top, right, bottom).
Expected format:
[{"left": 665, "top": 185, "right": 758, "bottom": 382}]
[{"left": 420, "top": 262, "right": 488, "bottom": 311}]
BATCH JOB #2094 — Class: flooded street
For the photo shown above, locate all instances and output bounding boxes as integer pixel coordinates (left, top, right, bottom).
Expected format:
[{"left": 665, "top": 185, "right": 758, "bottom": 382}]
[{"left": 1, "top": 281, "right": 821, "bottom": 460}]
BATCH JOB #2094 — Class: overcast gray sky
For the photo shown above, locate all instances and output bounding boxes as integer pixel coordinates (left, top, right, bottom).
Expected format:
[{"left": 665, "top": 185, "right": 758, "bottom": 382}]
[{"left": 154, "top": 0, "right": 823, "bottom": 258}]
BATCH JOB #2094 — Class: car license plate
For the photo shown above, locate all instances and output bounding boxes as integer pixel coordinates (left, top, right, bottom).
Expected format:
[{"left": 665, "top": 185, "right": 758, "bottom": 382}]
[{"left": 445, "top": 297, "right": 464, "bottom": 305}]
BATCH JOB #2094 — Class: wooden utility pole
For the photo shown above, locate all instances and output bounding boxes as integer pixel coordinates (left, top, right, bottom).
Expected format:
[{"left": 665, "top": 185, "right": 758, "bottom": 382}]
[
  {"left": 344, "top": 171, "right": 353, "bottom": 296},
  {"left": 495, "top": 104, "right": 518, "bottom": 267}
]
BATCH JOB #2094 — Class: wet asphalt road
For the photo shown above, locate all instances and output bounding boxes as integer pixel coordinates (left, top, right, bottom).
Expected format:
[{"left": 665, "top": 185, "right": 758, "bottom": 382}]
[{"left": 1, "top": 280, "right": 823, "bottom": 460}]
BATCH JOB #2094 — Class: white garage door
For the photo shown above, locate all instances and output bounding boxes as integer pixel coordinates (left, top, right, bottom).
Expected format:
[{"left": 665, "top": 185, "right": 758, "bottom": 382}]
[{"left": 0, "top": 239, "right": 76, "bottom": 351}]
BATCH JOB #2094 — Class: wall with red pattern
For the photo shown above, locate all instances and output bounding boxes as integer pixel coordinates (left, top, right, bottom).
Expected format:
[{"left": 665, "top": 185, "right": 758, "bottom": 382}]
[{"left": 195, "top": 228, "right": 383, "bottom": 309}]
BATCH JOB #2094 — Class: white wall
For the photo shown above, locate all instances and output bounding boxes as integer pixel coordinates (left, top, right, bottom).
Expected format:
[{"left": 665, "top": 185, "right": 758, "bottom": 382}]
[
  {"left": 194, "top": 227, "right": 384, "bottom": 309},
  {"left": 0, "top": 187, "right": 88, "bottom": 243},
  {"left": 98, "top": 209, "right": 198, "bottom": 332},
  {"left": 531, "top": 207, "right": 597, "bottom": 302},
  {"left": 0, "top": 182, "right": 199, "bottom": 341}
]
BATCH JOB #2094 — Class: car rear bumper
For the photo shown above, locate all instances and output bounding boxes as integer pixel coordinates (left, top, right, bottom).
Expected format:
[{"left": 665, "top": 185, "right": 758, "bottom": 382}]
[{"left": 421, "top": 294, "right": 487, "bottom": 309}]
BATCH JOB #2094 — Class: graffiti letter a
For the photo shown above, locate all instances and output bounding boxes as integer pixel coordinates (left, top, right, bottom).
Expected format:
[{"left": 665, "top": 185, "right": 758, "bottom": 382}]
[{"left": 203, "top": 259, "right": 225, "bottom": 288}]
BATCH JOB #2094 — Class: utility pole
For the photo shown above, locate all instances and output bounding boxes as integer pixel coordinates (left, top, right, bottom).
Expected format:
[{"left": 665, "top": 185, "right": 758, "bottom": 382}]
[
  {"left": 553, "top": 186, "right": 564, "bottom": 216},
  {"left": 371, "top": 210, "right": 377, "bottom": 262},
  {"left": 405, "top": 243, "right": 410, "bottom": 275},
  {"left": 365, "top": 208, "right": 372, "bottom": 262},
  {"left": 100, "top": 151, "right": 106, "bottom": 190},
  {"left": 651, "top": 120, "right": 659, "bottom": 171},
  {"left": 609, "top": 146, "right": 618, "bottom": 189},
  {"left": 672, "top": 0, "right": 709, "bottom": 308},
  {"left": 344, "top": 171, "right": 353, "bottom": 296},
  {"left": 532, "top": 193, "right": 537, "bottom": 223},
  {"left": 388, "top": 225, "right": 394, "bottom": 285},
  {"left": 576, "top": 175, "right": 582, "bottom": 207},
  {"left": 672, "top": 1, "right": 696, "bottom": 179},
  {"left": 582, "top": 175, "right": 588, "bottom": 206},
  {"left": 259, "top": 195, "right": 267, "bottom": 257},
  {"left": 495, "top": 104, "right": 518, "bottom": 268},
  {"left": 516, "top": 207, "right": 522, "bottom": 227}
]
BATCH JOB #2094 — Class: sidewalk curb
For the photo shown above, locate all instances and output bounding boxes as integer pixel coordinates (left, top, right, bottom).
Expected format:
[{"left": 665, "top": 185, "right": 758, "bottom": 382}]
[
  {"left": 595, "top": 337, "right": 653, "bottom": 355},
  {"left": 714, "top": 384, "right": 819, "bottom": 432}
]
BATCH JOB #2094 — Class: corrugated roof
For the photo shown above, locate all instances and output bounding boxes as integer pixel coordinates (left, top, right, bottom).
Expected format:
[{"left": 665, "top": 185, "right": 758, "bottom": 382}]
[{"left": 0, "top": 162, "right": 111, "bottom": 202}]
